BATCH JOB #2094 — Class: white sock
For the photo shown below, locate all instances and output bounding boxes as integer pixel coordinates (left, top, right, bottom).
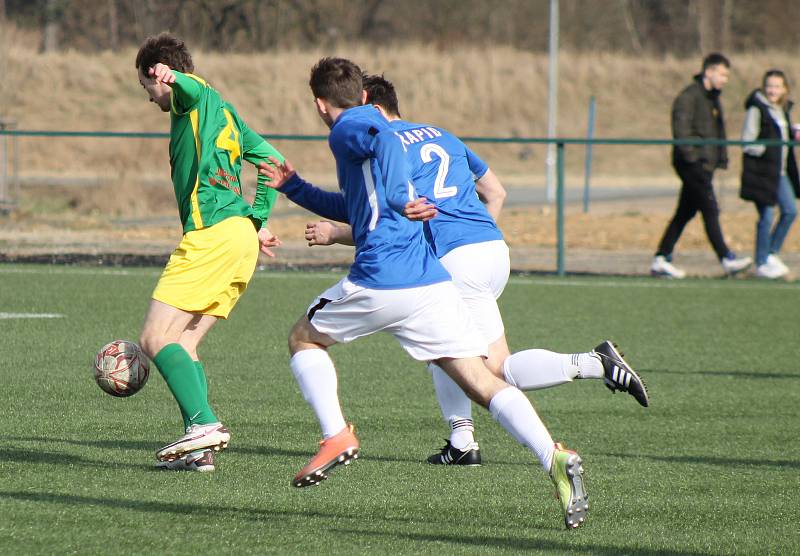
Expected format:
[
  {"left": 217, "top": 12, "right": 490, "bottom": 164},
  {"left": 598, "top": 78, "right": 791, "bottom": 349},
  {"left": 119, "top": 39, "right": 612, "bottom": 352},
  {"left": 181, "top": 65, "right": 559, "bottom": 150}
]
[
  {"left": 503, "top": 350, "right": 603, "bottom": 390},
  {"left": 577, "top": 351, "right": 604, "bottom": 379},
  {"left": 290, "top": 349, "right": 346, "bottom": 439},
  {"left": 449, "top": 418, "right": 475, "bottom": 451},
  {"left": 429, "top": 363, "right": 474, "bottom": 449},
  {"left": 489, "top": 386, "right": 555, "bottom": 471}
]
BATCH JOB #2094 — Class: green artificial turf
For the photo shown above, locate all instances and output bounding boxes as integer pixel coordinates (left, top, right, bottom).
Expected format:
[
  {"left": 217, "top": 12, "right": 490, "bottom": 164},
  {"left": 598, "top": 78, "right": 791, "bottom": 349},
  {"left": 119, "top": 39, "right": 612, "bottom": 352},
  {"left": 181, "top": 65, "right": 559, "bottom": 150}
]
[{"left": 0, "top": 265, "right": 798, "bottom": 555}]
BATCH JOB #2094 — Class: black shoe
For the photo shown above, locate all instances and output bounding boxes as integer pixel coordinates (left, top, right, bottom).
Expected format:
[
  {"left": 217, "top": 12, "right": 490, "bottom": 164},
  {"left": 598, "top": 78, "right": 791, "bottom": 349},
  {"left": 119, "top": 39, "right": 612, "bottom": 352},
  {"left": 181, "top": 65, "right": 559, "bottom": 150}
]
[
  {"left": 594, "top": 340, "right": 649, "bottom": 407},
  {"left": 427, "top": 440, "right": 481, "bottom": 466}
]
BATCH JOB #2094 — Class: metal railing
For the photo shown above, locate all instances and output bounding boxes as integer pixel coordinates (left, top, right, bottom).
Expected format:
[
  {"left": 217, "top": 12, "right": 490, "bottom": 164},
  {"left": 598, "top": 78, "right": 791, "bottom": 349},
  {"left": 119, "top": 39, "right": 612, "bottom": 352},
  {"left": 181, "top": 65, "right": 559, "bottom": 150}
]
[{"left": 1, "top": 129, "right": 794, "bottom": 275}]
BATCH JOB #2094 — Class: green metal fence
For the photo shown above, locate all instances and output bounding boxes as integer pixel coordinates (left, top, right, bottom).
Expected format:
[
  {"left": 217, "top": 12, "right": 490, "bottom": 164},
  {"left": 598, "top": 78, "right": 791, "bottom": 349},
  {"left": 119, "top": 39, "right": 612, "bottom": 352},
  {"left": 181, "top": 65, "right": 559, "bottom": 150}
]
[{"left": 1, "top": 129, "right": 795, "bottom": 275}]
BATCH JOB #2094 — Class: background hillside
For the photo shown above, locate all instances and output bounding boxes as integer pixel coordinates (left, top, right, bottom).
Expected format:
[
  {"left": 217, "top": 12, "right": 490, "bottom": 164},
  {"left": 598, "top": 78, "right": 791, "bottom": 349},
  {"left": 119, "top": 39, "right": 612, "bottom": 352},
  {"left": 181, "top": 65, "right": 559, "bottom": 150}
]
[
  {"left": 4, "top": 22, "right": 800, "bottom": 188},
  {"left": 3, "top": 3, "right": 800, "bottom": 268}
]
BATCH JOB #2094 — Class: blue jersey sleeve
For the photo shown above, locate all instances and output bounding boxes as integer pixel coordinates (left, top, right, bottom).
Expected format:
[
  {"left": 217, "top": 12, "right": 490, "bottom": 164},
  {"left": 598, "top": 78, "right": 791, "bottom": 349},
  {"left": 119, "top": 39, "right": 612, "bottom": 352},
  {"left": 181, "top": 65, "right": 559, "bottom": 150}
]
[
  {"left": 373, "top": 130, "right": 414, "bottom": 214},
  {"left": 278, "top": 174, "right": 349, "bottom": 223},
  {"left": 464, "top": 144, "right": 489, "bottom": 180}
]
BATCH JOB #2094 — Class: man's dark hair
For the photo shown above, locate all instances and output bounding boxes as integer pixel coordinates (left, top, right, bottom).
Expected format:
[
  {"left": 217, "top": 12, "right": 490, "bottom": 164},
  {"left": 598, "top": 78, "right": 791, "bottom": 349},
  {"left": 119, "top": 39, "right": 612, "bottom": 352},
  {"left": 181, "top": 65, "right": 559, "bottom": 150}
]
[
  {"left": 135, "top": 33, "right": 194, "bottom": 74},
  {"left": 309, "top": 57, "right": 363, "bottom": 109},
  {"left": 363, "top": 73, "right": 401, "bottom": 117},
  {"left": 702, "top": 52, "right": 730, "bottom": 71}
]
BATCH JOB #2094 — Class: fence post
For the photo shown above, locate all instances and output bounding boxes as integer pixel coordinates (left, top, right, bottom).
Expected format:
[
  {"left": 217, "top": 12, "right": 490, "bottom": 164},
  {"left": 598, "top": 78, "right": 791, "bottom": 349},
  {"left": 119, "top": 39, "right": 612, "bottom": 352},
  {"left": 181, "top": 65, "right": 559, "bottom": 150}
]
[
  {"left": 556, "top": 141, "right": 566, "bottom": 276},
  {"left": 12, "top": 128, "right": 18, "bottom": 203},
  {"left": 0, "top": 120, "right": 10, "bottom": 210},
  {"left": 583, "top": 96, "right": 596, "bottom": 213}
]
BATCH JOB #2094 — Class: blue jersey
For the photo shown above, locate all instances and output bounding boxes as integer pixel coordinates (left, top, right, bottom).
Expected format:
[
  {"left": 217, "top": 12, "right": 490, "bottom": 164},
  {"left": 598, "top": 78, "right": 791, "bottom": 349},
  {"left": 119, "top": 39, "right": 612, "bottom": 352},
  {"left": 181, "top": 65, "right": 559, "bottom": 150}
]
[
  {"left": 391, "top": 120, "right": 503, "bottom": 257},
  {"left": 278, "top": 105, "right": 450, "bottom": 289}
]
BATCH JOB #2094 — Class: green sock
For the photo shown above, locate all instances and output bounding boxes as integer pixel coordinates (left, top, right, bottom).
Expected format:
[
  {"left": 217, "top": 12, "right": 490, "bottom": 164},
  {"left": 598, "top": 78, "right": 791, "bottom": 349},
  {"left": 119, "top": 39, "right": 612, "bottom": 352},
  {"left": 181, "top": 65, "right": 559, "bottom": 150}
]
[
  {"left": 153, "top": 343, "right": 218, "bottom": 427},
  {"left": 179, "top": 361, "right": 209, "bottom": 429},
  {"left": 195, "top": 361, "right": 208, "bottom": 401}
]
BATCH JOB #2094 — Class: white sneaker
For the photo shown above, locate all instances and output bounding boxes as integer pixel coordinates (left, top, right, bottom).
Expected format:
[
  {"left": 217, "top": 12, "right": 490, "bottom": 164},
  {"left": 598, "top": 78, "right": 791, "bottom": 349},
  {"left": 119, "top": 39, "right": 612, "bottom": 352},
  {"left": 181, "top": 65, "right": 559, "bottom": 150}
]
[
  {"left": 650, "top": 256, "right": 686, "bottom": 278},
  {"left": 721, "top": 256, "right": 752, "bottom": 276},
  {"left": 155, "top": 449, "right": 215, "bottom": 472},
  {"left": 767, "top": 254, "right": 790, "bottom": 275},
  {"left": 156, "top": 422, "right": 230, "bottom": 462},
  {"left": 756, "top": 262, "right": 787, "bottom": 279}
]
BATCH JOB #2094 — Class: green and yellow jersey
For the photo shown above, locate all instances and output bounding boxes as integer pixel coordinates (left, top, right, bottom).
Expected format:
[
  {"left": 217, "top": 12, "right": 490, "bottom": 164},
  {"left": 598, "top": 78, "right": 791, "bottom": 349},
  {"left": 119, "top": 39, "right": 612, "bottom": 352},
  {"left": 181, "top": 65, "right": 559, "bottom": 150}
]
[{"left": 168, "top": 71, "right": 283, "bottom": 233}]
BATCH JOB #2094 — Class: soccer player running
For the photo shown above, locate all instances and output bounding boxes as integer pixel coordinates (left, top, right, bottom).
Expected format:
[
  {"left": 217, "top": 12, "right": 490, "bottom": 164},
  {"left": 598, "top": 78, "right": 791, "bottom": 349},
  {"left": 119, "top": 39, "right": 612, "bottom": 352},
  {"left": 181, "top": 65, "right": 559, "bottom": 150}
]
[
  {"left": 258, "top": 57, "right": 589, "bottom": 529},
  {"left": 303, "top": 74, "right": 649, "bottom": 467},
  {"left": 134, "top": 34, "right": 283, "bottom": 472}
]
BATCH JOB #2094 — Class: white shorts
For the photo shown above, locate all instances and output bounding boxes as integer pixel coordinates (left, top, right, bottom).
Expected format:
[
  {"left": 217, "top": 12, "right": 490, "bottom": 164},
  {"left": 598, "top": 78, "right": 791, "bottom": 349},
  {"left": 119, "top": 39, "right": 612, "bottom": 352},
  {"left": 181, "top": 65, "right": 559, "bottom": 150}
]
[
  {"left": 306, "top": 278, "right": 488, "bottom": 362},
  {"left": 438, "top": 240, "right": 510, "bottom": 344}
]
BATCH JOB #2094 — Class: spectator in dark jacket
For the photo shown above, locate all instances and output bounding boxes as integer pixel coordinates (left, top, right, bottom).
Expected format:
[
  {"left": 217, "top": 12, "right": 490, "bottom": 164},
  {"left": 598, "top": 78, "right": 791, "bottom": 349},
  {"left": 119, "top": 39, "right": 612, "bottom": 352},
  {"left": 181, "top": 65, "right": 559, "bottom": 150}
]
[
  {"left": 741, "top": 69, "right": 800, "bottom": 279},
  {"left": 651, "top": 53, "right": 752, "bottom": 278}
]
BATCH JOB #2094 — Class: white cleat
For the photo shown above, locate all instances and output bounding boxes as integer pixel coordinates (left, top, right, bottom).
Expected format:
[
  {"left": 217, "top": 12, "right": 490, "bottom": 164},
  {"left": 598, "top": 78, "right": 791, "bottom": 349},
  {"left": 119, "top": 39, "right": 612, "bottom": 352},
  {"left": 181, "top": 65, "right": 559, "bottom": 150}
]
[
  {"left": 155, "top": 449, "right": 215, "bottom": 472},
  {"left": 156, "top": 423, "right": 230, "bottom": 462}
]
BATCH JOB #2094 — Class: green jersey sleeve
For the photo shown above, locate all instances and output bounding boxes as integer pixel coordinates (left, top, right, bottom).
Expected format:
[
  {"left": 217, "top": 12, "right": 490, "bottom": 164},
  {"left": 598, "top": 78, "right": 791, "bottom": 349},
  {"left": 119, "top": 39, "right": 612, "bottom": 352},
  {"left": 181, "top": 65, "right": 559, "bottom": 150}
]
[
  {"left": 170, "top": 71, "right": 204, "bottom": 115},
  {"left": 241, "top": 122, "right": 284, "bottom": 228}
]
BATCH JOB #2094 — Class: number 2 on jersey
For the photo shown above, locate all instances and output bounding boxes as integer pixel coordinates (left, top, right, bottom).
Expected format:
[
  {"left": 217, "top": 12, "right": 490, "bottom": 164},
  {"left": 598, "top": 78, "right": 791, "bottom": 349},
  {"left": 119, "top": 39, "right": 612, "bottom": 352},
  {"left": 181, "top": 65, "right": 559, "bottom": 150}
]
[{"left": 420, "top": 143, "right": 457, "bottom": 199}]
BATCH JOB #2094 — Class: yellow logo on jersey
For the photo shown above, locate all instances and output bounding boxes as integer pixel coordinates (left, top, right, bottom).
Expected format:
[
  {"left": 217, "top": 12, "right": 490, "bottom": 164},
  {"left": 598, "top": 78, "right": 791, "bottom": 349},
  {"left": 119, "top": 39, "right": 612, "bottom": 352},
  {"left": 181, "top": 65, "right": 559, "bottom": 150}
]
[{"left": 216, "top": 109, "right": 241, "bottom": 165}]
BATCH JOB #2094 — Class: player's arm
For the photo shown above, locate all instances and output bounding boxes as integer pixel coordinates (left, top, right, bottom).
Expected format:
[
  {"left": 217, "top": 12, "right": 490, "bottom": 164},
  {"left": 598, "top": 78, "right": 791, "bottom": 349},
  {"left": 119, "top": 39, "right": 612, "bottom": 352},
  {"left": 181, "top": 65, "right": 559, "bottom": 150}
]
[
  {"left": 373, "top": 131, "right": 437, "bottom": 221},
  {"left": 465, "top": 145, "right": 506, "bottom": 221},
  {"left": 305, "top": 221, "right": 354, "bottom": 247},
  {"left": 149, "top": 64, "right": 203, "bottom": 114},
  {"left": 475, "top": 169, "right": 506, "bottom": 221},
  {"left": 257, "top": 158, "right": 349, "bottom": 223},
  {"left": 240, "top": 123, "right": 284, "bottom": 228}
]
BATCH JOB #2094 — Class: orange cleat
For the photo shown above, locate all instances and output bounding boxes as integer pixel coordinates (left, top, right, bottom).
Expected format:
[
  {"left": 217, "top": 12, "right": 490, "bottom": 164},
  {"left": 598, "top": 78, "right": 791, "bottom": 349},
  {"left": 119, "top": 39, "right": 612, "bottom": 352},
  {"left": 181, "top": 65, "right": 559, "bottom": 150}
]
[{"left": 293, "top": 424, "right": 359, "bottom": 488}]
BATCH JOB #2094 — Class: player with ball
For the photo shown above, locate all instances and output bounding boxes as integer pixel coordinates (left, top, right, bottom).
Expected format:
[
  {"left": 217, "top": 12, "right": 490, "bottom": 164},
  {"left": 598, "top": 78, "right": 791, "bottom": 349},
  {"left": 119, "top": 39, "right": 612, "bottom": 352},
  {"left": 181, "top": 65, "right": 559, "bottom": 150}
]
[{"left": 126, "top": 33, "right": 284, "bottom": 472}]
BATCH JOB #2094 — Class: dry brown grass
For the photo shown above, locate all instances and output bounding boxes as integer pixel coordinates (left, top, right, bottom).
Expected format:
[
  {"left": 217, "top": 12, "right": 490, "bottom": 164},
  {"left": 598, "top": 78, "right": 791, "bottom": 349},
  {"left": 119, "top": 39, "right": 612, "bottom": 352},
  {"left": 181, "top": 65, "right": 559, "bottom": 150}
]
[
  {"left": 5, "top": 28, "right": 800, "bottom": 182},
  {"left": 3, "top": 23, "right": 800, "bottom": 260}
]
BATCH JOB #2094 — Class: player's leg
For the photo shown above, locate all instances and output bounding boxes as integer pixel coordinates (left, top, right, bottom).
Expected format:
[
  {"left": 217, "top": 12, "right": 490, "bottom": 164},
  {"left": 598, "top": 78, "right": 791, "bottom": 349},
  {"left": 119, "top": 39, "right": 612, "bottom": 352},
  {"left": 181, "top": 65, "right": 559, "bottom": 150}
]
[
  {"left": 140, "top": 299, "right": 219, "bottom": 429},
  {"left": 427, "top": 241, "right": 509, "bottom": 464},
  {"left": 500, "top": 346, "right": 602, "bottom": 389},
  {"left": 396, "top": 281, "right": 588, "bottom": 528},
  {"left": 147, "top": 216, "right": 258, "bottom": 462},
  {"left": 178, "top": 313, "right": 218, "bottom": 428},
  {"left": 454, "top": 242, "right": 646, "bottom": 405},
  {"left": 501, "top": 341, "right": 649, "bottom": 407},
  {"left": 437, "top": 356, "right": 588, "bottom": 529},
  {"left": 289, "top": 316, "right": 344, "bottom": 439},
  {"left": 289, "top": 315, "right": 360, "bottom": 487},
  {"left": 142, "top": 300, "right": 229, "bottom": 461},
  {"left": 289, "top": 277, "right": 402, "bottom": 487},
  {"left": 427, "top": 362, "right": 480, "bottom": 464}
]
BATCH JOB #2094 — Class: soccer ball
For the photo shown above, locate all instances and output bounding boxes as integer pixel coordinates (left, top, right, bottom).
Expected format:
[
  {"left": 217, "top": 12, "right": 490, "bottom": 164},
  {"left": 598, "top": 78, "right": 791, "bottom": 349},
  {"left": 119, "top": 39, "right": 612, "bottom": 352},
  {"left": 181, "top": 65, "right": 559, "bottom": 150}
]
[{"left": 94, "top": 340, "right": 150, "bottom": 397}]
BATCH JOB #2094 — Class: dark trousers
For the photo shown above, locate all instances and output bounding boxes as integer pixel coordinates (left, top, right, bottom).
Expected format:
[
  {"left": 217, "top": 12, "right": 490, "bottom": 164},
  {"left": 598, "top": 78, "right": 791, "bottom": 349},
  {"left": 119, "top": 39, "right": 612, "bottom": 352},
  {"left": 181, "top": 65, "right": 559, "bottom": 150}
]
[{"left": 656, "top": 162, "right": 730, "bottom": 260}]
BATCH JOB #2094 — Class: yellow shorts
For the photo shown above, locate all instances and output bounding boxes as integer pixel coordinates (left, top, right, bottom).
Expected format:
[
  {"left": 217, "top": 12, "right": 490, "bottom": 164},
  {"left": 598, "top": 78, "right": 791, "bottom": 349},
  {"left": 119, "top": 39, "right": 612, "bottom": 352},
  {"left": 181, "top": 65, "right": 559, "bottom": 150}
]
[{"left": 152, "top": 216, "right": 259, "bottom": 319}]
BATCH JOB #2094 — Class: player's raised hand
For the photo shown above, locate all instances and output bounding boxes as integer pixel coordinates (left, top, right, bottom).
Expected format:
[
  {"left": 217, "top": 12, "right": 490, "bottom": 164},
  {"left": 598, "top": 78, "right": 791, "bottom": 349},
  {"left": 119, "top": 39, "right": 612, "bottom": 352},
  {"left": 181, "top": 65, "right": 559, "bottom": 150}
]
[
  {"left": 305, "top": 221, "right": 337, "bottom": 247},
  {"left": 149, "top": 63, "right": 176, "bottom": 85},
  {"left": 257, "top": 157, "right": 295, "bottom": 189},
  {"left": 257, "top": 226, "right": 282, "bottom": 257},
  {"left": 403, "top": 197, "right": 438, "bottom": 222}
]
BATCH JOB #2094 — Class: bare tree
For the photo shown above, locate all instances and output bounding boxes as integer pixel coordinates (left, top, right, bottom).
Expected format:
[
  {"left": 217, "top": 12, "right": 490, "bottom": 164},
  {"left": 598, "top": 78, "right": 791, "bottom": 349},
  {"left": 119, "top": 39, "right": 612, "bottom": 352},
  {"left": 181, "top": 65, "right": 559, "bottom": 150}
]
[
  {"left": 697, "top": 0, "right": 729, "bottom": 53},
  {"left": 41, "top": 0, "right": 62, "bottom": 52},
  {"left": 620, "top": 0, "right": 643, "bottom": 53},
  {"left": 720, "top": 0, "right": 733, "bottom": 52},
  {"left": 108, "top": 0, "right": 118, "bottom": 50}
]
